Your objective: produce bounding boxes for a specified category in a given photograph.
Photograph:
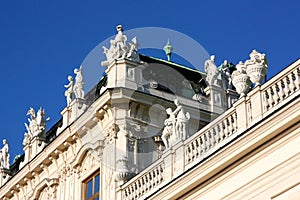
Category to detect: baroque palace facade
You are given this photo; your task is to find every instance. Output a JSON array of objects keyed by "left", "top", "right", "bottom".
[{"left": 0, "top": 25, "right": 300, "bottom": 200}]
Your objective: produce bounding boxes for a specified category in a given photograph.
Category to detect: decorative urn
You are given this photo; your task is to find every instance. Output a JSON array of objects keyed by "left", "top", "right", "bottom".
[
  {"left": 231, "top": 61, "right": 252, "bottom": 97},
  {"left": 115, "top": 156, "right": 132, "bottom": 185},
  {"left": 245, "top": 50, "right": 268, "bottom": 87}
]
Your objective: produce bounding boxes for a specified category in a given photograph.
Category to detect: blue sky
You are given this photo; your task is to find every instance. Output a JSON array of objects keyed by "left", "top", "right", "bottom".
[{"left": 0, "top": 0, "right": 299, "bottom": 162}]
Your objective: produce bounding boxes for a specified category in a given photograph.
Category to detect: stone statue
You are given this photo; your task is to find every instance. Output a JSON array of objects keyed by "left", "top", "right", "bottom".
[
  {"left": 173, "top": 99, "right": 190, "bottom": 141},
  {"left": 219, "top": 60, "right": 233, "bottom": 90},
  {"left": 102, "top": 25, "right": 140, "bottom": 66},
  {"left": 74, "top": 66, "right": 84, "bottom": 99},
  {"left": 23, "top": 107, "right": 49, "bottom": 144},
  {"left": 64, "top": 75, "right": 74, "bottom": 105},
  {"left": 204, "top": 55, "right": 220, "bottom": 87},
  {"left": 0, "top": 139, "right": 10, "bottom": 169},
  {"left": 162, "top": 99, "right": 190, "bottom": 149},
  {"left": 161, "top": 108, "right": 176, "bottom": 149}
]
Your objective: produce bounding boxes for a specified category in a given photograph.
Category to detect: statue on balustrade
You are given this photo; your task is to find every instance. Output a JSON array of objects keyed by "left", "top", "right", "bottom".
[
  {"left": 162, "top": 99, "right": 190, "bottom": 149},
  {"left": 23, "top": 107, "right": 49, "bottom": 145},
  {"left": 205, "top": 55, "right": 220, "bottom": 87},
  {"left": 64, "top": 75, "right": 74, "bottom": 106},
  {"left": 0, "top": 139, "right": 10, "bottom": 169},
  {"left": 102, "top": 25, "right": 140, "bottom": 66},
  {"left": 74, "top": 66, "right": 85, "bottom": 99}
]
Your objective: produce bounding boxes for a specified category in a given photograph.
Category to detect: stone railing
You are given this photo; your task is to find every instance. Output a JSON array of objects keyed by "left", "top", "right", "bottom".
[
  {"left": 121, "top": 162, "right": 164, "bottom": 200},
  {"left": 185, "top": 110, "right": 237, "bottom": 166},
  {"left": 117, "top": 59, "right": 300, "bottom": 199},
  {"left": 262, "top": 64, "right": 300, "bottom": 113}
]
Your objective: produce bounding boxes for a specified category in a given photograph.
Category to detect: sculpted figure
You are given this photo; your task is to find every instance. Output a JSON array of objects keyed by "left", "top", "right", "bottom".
[
  {"left": 162, "top": 108, "right": 176, "bottom": 149},
  {"left": 0, "top": 139, "right": 10, "bottom": 169},
  {"left": 173, "top": 99, "right": 190, "bottom": 141},
  {"left": 24, "top": 107, "right": 49, "bottom": 141},
  {"left": 74, "top": 66, "right": 84, "bottom": 99},
  {"left": 114, "top": 25, "right": 127, "bottom": 58},
  {"left": 64, "top": 75, "right": 74, "bottom": 105},
  {"left": 204, "top": 55, "right": 220, "bottom": 87},
  {"left": 220, "top": 60, "right": 233, "bottom": 90},
  {"left": 162, "top": 99, "right": 191, "bottom": 149},
  {"left": 102, "top": 25, "right": 140, "bottom": 66}
]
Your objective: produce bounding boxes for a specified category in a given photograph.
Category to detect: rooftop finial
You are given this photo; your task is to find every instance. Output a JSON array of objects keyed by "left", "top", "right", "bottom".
[{"left": 163, "top": 39, "right": 173, "bottom": 61}]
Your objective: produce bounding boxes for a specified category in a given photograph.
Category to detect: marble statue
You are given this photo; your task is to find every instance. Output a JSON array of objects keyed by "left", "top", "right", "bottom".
[
  {"left": 64, "top": 75, "right": 74, "bottom": 105},
  {"left": 74, "top": 66, "right": 84, "bottom": 99},
  {"left": 173, "top": 99, "right": 190, "bottom": 141},
  {"left": 204, "top": 55, "right": 220, "bottom": 87},
  {"left": 162, "top": 99, "right": 190, "bottom": 149},
  {"left": 23, "top": 107, "right": 49, "bottom": 145},
  {"left": 162, "top": 108, "right": 176, "bottom": 149},
  {"left": 102, "top": 25, "right": 140, "bottom": 66},
  {"left": 219, "top": 60, "right": 233, "bottom": 90},
  {"left": 0, "top": 139, "right": 10, "bottom": 169}
]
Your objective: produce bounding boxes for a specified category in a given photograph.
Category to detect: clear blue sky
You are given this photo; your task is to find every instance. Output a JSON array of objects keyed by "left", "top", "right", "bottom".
[{"left": 0, "top": 0, "right": 299, "bottom": 162}]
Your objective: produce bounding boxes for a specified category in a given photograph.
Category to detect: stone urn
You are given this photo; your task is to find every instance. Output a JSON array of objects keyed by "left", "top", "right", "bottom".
[
  {"left": 115, "top": 156, "right": 132, "bottom": 185},
  {"left": 231, "top": 62, "right": 252, "bottom": 97},
  {"left": 245, "top": 50, "right": 268, "bottom": 87}
]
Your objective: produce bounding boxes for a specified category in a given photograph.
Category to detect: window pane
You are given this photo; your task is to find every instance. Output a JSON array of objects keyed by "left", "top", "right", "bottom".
[
  {"left": 87, "top": 179, "right": 93, "bottom": 198},
  {"left": 94, "top": 174, "right": 100, "bottom": 193}
]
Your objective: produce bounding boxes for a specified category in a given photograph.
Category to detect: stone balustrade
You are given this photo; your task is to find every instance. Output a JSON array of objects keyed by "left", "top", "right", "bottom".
[
  {"left": 185, "top": 110, "right": 237, "bottom": 166},
  {"left": 121, "top": 162, "right": 164, "bottom": 200},
  {"left": 262, "top": 64, "right": 300, "bottom": 113},
  {"left": 118, "top": 59, "right": 300, "bottom": 199}
]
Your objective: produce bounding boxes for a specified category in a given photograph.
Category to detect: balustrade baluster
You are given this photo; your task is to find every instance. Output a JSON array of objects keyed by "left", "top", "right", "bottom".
[
  {"left": 267, "top": 87, "right": 274, "bottom": 108},
  {"left": 272, "top": 84, "right": 279, "bottom": 105},
  {"left": 294, "top": 68, "right": 300, "bottom": 90},
  {"left": 288, "top": 72, "right": 296, "bottom": 92},
  {"left": 283, "top": 77, "right": 290, "bottom": 96},
  {"left": 218, "top": 123, "right": 224, "bottom": 141},
  {"left": 213, "top": 126, "right": 220, "bottom": 143}
]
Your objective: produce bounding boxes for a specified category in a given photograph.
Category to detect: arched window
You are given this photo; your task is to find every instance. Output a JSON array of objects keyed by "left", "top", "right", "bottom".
[{"left": 83, "top": 170, "right": 100, "bottom": 200}]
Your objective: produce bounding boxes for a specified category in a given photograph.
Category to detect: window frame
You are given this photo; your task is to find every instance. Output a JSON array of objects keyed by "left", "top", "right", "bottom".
[{"left": 82, "top": 170, "right": 100, "bottom": 200}]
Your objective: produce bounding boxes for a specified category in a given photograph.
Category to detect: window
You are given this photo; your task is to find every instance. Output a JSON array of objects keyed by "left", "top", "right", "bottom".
[{"left": 83, "top": 171, "right": 100, "bottom": 200}]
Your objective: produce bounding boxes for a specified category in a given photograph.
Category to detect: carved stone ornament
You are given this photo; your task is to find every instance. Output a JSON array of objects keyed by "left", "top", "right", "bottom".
[
  {"left": 0, "top": 139, "right": 10, "bottom": 169},
  {"left": 104, "top": 123, "right": 120, "bottom": 144},
  {"left": 162, "top": 99, "right": 190, "bottom": 149},
  {"left": 204, "top": 55, "right": 220, "bottom": 87},
  {"left": 73, "top": 65, "right": 85, "bottom": 99},
  {"left": 23, "top": 107, "right": 49, "bottom": 145},
  {"left": 245, "top": 49, "right": 268, "bottom": 87},
  {"left": 231, "top": 61, "right": 252, "bottom": 97},
  {"left": 115, "top": 156, "right": 132, "bottom": 185},
  {"left": 101, "top": 25, "right": 140, "bottom": 66},
  {"left": 64, "top": 75, "right": 74, "bottom": 106}
]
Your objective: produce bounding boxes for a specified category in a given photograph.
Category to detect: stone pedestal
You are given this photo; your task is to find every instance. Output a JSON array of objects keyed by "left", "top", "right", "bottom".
[
  {"left": 205, "top": 85, "right": 227, "bottom": 114},
  {"left": 105, "top": 59, "right": 144, "bottom": 90},
  {"left": 57, "top": 98, "right": 87, "bottom": 135},
  {"left": 0, "top": 168, "right": 10, "bottom": 187},
  {"left": 234, "top": 96, "right": 248, "bottom": 133},
  {"left": 20, "top": 136, "right": 45, "bottom": 168},
  {"left": 226, "top": 89, "right": 239, "bottom": 108}
]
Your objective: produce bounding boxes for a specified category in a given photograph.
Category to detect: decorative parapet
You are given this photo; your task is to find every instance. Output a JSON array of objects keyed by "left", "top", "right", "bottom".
[
  {"left": 121, "top": 161, "right": 164, "bottom": 200},
  {"left": 185, "top": 109, "right": 237, "bottom": 166},
  {"left": 262, "top": 62, "right": 300, "bottom": 113},
  {"left": 117, "top": 59, "right": 300, "bottom": 199}
]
